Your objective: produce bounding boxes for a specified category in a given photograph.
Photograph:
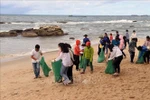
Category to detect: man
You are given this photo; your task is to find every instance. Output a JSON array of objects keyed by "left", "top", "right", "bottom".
[
  {"left": 125, "top": 29, "right": 130, "bottom": 45},
  {"left": 115, "top": 31, "right": 120, "bottom": 40},
  {"left": 81, "top": 42, "right": 94, "bottom": 74},
  {"left": 31, "top": 44, "right": 42, "bottom": 79},
  {"left": 83, "top": 34, "right": 90, "bottom": 44},
  {"left": 129, "top": 38, "right": 137, "bottom": 63}
]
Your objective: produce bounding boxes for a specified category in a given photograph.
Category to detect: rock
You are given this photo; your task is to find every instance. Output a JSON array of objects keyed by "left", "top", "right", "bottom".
[
  {"left": 36, "top": 25, "right": 64, "bottom": 36},
  {"left": 111, "top": 30, "right": 118, "bottom": 31},
  {"left": 0, "top": 25, "right": 64, "bottom": 37},
  {"left": 130, "top": 25, "right": 134, "bottom": 28},
  {"left": 0, "top": 22, "right": 5, "bottom": 24},
  {"left": 22, "top": 31, "right": 38, "bottom": 37},
  {"left": 0, "top": 32, "right": 17, "bottom": 37},
  {"left": 9, "top": 30, "right": 23, "bottom": 34},
  {"left": 133, "top": 20, "right": 137, "bottom": 22},
  {"left": 24, "top": 28, "right": 34, "bottom": 32},
  {"left": 69, "top": 37, "right": 75, "bottom": 40},
  {"left": 57, "top": 21, "right": 67, "bottom": 24},
  {"left": 64, "top": 32, "right": 69, "bottom": 35}
]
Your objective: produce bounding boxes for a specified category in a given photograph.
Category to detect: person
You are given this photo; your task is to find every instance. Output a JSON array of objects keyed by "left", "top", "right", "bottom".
[
  {"left": 83, "top": 34, "right": 90, "bottom": 44},
  {"left": 98, "top": 37, "right": 105, "bottom": 55},
  {"left": 108, "top": 44, "right": 123, "bottom": 76},
  {"left": 137, "top": 46, "right": 149, "bottom": 64},
  {"left": 65, "top": 43, "right": 74, "bottom": 84},
  {"left": 115, "top": 31, "right": 120, "bottom": 40},
  {"left": 55, "top": 43, "right": 73, "bottom": 85},
  {"left": 81, "top": 42, "right": 94, "bottom": 74},
  {"left": 125, "top": 30, "right": 130, "bottom": 45},
  {"left": 103, "top": 33, "right": 110, "bottom": 54},
  {"left": 123, "top": 36, "right": 127, "bottom": 49},
  {"left": 119, "top": 35, "right": 126, "bottom": 58},
  {"left": 131, "top": 30, "right": 137, "bottom": 42},
  {"left": 74, "top": 40, "right": 81, "bottom": 71},
  {"left": 109, "top": 33, "right": 113, "bottom": 42},
  {"left": 143, "top": 36, "right": 150, "bottom": 64},
  {"left": 129, "top": 38, "right": 137, "bottom": 63},
  {"left": 143, "top": 36, "right": 150, "bottom": 47},
  {"left": 31, "top": 44, "right": 42, "bottom": 79}
]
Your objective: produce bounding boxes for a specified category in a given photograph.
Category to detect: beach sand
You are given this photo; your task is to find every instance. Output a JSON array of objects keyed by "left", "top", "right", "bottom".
[{"left": 0, "top": 39, "right": 150, "bottom": 100}]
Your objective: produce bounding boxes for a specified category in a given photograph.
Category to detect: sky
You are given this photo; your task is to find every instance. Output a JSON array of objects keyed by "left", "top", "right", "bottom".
[{"left": 0, "top": 0, "right": 150, "bottom": 15}]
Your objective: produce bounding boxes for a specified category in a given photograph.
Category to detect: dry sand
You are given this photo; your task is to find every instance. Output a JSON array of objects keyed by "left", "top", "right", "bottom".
[{"left": 0, "top": 39, "right": 150, "bottom": 100}]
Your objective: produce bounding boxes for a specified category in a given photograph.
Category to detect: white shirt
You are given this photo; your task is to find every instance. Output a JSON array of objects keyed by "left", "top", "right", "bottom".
[
  {"left": 55, "top": 52, "right": 73, "bottom": 67},
  {"left": 108, "top": 46, "right": 123, "bottom": 60},
  {"left": 131, "top": 33, "right": 137, "bottom": 38},
  {"left": 31, "top": 49, "right": 42, "bottom": 63}
]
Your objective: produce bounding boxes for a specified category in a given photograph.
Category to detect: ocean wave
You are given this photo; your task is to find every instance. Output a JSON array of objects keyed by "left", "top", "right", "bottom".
[
  {"left": 66, "top": 20, "right": 134, "bottom": 25},
  {"left": 0, "top": 21, "right": 35, "bottom": 25}
]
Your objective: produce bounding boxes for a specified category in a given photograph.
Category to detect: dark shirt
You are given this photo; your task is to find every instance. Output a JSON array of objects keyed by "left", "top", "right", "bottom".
[{"left": 83, "top": 38, "right": 90, "bottom": 44}]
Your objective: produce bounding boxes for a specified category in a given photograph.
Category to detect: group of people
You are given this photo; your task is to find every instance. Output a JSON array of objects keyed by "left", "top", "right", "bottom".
[
  {"left": 98, "top": 30, "right": 150, "bottom": 75},
  {"left": 30, "top": 30, "right": 150, "bottom": 85}
]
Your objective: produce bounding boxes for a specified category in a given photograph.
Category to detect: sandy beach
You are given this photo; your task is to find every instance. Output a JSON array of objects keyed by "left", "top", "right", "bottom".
[{"left": 0, "top": 39, "right": 150, "bottom": 100}]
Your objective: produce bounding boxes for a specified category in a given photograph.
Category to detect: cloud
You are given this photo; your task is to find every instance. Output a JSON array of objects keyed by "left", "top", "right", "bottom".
[{"left": 0, "top": 0, "right": 150, "bottom": 15}]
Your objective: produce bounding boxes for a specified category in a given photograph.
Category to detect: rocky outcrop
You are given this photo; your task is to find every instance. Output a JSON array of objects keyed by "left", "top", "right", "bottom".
[
  {"left": 0, "top": 32, "right": 17, "bottom": 37},
  {"left": 36, "top": 25, "right": 64, "bottom": 36},
  {"left": 22, "top": 30, "right": 38, "bottom": 37},
  {"left": 0, "top": 25, "right": 65, "bottom": 37}
]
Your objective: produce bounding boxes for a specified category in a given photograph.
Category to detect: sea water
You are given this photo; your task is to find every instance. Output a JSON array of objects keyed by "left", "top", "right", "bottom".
[{"left": 0, "top": 15, "right": 150, "bottom": 57}]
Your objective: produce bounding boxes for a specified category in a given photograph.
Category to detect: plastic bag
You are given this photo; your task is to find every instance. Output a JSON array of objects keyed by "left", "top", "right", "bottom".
[
  {"left": 136, "top": 51, "right": 145, "bottom": 64},
  {"left": 51, "top": 60, "right": 62, "bottom": 82},
  {"left": 40, "top": 57, "right": 51, "bottom": 77},
  {"left": 105, "top": 60, "right": 115, "bottom": 74},
  {"left": 97, "top": 48, "right": 105, "bottom": 63},
  {"left": 79, "top": 55, "right": 85, "bottom": 69}
]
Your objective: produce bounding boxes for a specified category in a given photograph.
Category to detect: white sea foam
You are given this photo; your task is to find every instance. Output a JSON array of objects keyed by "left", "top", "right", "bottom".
[{"left": 66, "top": 20, "right": 134, "bottom": 25}]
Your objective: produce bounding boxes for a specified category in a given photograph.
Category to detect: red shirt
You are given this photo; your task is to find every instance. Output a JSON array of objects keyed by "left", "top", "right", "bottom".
[{"left": 74, "top": 45, "right": 80, "bottom": 56}]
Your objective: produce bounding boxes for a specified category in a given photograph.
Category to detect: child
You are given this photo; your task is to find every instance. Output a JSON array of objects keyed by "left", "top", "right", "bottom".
[
  {"left": 81, "top": 42, "right": 94, "bottom": 74},
  {"left": 108, "top": 44, "right": 123, "bottom": 76},
  {"left": 129, "top": 38, "right": 137, "bottom": 63},
  {"left": 74, "top": 40, "right": 81, "bottom": 71},
  {"left": 55, "top": 43, "right": 73, "bottom": 85},
  {"left": 109, "top": 33, "right": 113, "bottom": 42},
  {"left": 31, "top": 44, "right": 42, "bottom": 79}
]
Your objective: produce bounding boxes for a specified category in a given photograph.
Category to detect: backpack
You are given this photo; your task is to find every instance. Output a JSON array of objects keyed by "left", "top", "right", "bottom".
[{"left": 69, "top": 49, "right": 76, "bottom": 65}]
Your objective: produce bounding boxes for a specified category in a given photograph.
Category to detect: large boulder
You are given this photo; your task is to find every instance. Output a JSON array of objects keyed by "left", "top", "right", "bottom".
[
  {"left": 0, "top": 25, "right": 64, "bottom": 37},
  {"left": 0, "top": 32, "right": 17, "bottom": 37},
  {"left": 37, "top": 25, "right": 64, "bottom": 36},
  {"left": 22, "top": 29, "right": 38, "bottom": 37}
]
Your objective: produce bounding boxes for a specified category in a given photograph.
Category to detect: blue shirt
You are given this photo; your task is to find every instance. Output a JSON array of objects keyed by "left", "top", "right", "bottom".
[{"left": 83, "top": 38, "right": 90, "bottom": 44}]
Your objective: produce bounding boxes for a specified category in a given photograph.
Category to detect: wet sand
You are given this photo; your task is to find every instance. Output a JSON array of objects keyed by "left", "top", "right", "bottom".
[{"left": 1, "top": 39, "right": 150, "bottom": 100}]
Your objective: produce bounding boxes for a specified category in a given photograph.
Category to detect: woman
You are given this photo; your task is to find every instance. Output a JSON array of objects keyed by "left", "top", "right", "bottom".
[
  {"left": 65, "top": 43, "right": 74, "bottom": 84},
  {"left": 55, "top": 43, "right": 73, "bottom": 85},
  {"left": 108, "top": 43, "right": 123, "bottom": 76},
  {"left": 119, "top": 35, "right": 126, "bottom": 58}
]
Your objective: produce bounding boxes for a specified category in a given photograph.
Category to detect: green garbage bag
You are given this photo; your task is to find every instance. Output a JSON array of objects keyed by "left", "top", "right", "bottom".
[
  {"left": 79, "top": 55, "right": 85, "bottom": 69},
  {"left": 51, "top": 60, "right": 62, "bottom": 82},
  {"left": 97, "top": 48, "right": 105, "bottom": 63},
  {"left": 40, "top": 57, "right": 51, "bottom": 77},
  {"left": 105, "top": 60, "right": 115, "bottom": 74},
  {"left": 136, "top": 51, "right": 145, "bottom": 64}
]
